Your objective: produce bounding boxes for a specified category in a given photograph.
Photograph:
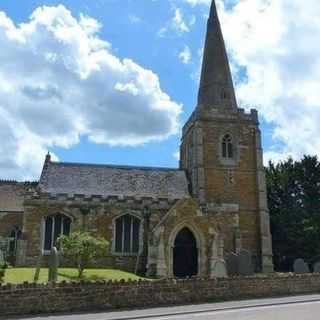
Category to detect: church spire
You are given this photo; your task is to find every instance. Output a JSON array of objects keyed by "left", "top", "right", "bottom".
[{"left": 197, "top": 0, "right": 237, "bottom": 111}]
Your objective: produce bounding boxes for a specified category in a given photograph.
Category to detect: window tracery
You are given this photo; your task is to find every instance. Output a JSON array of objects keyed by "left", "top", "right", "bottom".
[
  {"left": 43, "top": 214, "right": 71, "bottom": 251},
  {"left": 115, "top": 214, "right": 141, "bottom": 254},
  {"left": 222, "top": 134, "right": 233, "bottom": 159}
]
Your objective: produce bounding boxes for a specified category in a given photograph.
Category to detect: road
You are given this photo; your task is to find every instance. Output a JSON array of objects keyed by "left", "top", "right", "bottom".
[{"left": 8, "top": 295, "right": 320, "bottom": 320}]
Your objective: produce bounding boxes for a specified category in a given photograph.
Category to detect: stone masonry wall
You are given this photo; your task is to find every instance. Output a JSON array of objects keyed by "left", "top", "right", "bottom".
[
  {"left": 22, "top": 194, "right": 173, "bottom": 271},
  {"left": 1, "top": 274, "right": 320, "bottom": 316},
  {"left": 0, "top": 181, "right": 25, "bottom": 238},
  {"left": 0, "top": 213, "right": 23, "bottom": 238},
  {"left": 180, "top": 108, "right": 271, "bottom": 272}
]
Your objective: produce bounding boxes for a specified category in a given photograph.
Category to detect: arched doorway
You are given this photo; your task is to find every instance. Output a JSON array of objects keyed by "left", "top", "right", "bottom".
[{"left": 173, "top": 227, "right": 198, "bottom": 278}]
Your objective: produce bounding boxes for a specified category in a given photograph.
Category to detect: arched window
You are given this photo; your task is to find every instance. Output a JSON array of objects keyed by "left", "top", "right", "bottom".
[
  {"left": 43, "top": 214, "right": 71, "bottom": 251},
  {"left": 115, "top": 214, "right": 141, "bottom": 254},
  {"left": 222, "top": 134, "right": 233, "bottom": 159}
]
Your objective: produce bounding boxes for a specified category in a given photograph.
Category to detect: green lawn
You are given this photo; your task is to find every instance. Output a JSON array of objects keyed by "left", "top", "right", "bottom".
[{"left": 3, "top": 267, "right": 145, "bottom": 284}]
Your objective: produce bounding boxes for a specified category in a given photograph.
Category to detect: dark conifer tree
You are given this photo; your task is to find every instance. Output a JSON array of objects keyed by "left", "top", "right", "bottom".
[{"left": 266, "top": 156, "right": 320, "bottom": 271}]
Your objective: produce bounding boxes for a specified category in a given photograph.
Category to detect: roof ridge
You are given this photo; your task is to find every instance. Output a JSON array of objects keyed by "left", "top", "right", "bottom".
[
  {"left": 0, "top": 179, "right": 19, "bottom": 184},
  {"left": 50, "top": 161, "right": 182, "bottom": 172},
  {"left": 0, "top": 180, "right": 38, "bottom": 185}
]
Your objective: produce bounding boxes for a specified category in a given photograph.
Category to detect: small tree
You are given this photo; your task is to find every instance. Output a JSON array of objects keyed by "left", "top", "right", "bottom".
[
  {"left": 0, "top": 249, "right": 7, "bottom": 283},
  {"left": 58, "top": 231, "right": 109, "bottom": 278},
  {"left": 0, "top": 239, "right": 9, "bottom": 283},
  {"left": 0, "top": 265, "right": 7, "bottom": 283}
]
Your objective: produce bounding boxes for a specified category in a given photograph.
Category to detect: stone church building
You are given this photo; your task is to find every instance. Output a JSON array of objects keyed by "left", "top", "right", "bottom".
[{"left": 0, "top": 1, "right": 273, "bottom": 277}]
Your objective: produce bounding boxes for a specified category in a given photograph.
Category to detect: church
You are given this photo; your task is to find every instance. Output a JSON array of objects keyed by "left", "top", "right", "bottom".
[{"left": 0, "top": 0, "right": 273, "bottom": 277}]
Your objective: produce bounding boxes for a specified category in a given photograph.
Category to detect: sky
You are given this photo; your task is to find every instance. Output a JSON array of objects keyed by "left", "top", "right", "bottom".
[{"left": 0, "top": 0, "right": 320, "bottom": 181}]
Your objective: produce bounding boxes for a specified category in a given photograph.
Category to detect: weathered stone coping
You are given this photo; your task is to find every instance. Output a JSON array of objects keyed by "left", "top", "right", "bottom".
[
  {"left": 1, "top": 274, "right": 320, "bottom": 317},
  {"left": 24, "top": 192, "right": 182, "bottom": 208},
  {"left": 0, "top": 272, "right": 317, "bottom": 289}
]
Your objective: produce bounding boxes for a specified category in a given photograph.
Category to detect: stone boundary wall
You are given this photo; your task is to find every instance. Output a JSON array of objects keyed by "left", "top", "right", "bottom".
[{"left": 1, "top": 274, "right": 320, "bottom": 317}]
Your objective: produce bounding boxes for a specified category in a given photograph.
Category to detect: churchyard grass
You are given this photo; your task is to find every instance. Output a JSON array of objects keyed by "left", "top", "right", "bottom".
[{"left": 4, "top": 267, "right": 145, "bottom": 284}]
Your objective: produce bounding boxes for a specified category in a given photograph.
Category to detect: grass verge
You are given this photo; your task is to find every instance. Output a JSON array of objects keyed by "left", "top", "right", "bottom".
[{"left": 4, "top": 267, "right": 145, "bottom": 284}]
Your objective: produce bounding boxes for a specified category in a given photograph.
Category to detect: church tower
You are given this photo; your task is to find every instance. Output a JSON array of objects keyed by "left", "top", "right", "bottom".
[{"left": 180, "top": 0, "right": 273, "bottom": 272}]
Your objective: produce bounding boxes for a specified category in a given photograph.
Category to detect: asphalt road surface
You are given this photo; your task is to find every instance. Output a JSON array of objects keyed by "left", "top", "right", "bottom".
[{"left": 8, "top": 295, "right": 320, "bottom": 320}]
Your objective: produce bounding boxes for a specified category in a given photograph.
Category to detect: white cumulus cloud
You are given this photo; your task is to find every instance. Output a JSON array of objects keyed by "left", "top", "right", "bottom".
[
  {"left": 181, "top": 0, "right": 211, "bottom": 6},
  {"left": 218, "top": 0, "right": 320, "bottom": 162},
  {"left": 181, "top": 0, "right": 320, "bottom": 162},
  {"left": 179, "top": 45, "right": 192, "bottom": 64},
  {"left": 159, "top": 7, "right": 195, "bottom": 37},
  {"left": 173, "top": 8, "right": 190, "bottom": 33},
  {"left": 0, "top": 6, "right": 182, "bottom": 180}
]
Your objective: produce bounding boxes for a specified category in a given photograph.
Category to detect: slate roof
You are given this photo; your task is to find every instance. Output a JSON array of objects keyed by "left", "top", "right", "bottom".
[
  {"left": 39, "top": 161, "right": 190, "bottom": 199},
  {"left": 0, "top": 182, "right": 25, "bottom": 212}
]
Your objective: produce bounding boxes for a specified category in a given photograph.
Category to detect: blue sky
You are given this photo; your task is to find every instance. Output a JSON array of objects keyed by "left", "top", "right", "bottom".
[{"left": 0, "top": 0, "right": 319, "bottom": 180}]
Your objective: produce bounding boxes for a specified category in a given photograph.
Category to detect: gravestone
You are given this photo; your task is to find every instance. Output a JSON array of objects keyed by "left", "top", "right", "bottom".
[
  {"left": 211, "top": 259, "right": 228, "bottom": 278},
  {"left": 225, "top": 252, "right": 239, "bottom": 276},
  {"left": 293, "top": 258, "right": 310, "bottom": 274},
  {"left": 238, "top": 250, "right": 254, "bottom": 276},
  {"left": 34, "top": 253, "right": 43, "bottom": 282},
  {"left": 0, "top": 249, "right": 4, "bottom": 266},
  {"left": 0, "top": 238, "right": 8, "bottom": 260},
  {"left": 313, "top": 262, "right": 320, "bottom": 273},
  {"left": 48, "top": 247, "right": 59, "bottom": 282}
]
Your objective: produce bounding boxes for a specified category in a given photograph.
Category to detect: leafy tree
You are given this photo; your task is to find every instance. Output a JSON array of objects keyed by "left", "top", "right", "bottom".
[
  {"left": 58, "top": 231, "right": 109, "bottom": 278},
  {"left": 0, "top": 252, "right": 7, "bottom": 283},
  {"left": 266, "top": 156, "right": 320, "bottom": 271},
  {"left": 0, "top": 263, "right": 7, "bottom": 283},
  {"left": 0, "top": 239, "right": 9, "bottom": 283}
]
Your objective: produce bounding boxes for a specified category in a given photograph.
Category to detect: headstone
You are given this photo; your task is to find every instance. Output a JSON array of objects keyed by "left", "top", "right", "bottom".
[
  {"left": 225, "top": 252, "right": 239, "bottom": 276},
  {"left": 211, "top": 259, "right": 228, "bottom": 278},
  {"left": 0, "top": 249, "right": 5, "bottom": 283},
  {"left": 34, "top": 253, "right": 43, "bottom": 282},
  {"left": 238, "top": 250, "right": 254, "bottom": 276},
  {"left": 48, "top": 247, "right": 59, "bottom": 282},
  {"left": 0, "top": 238, "right": 8, "bottom": 261},
  {"left": 0, "top": 249, "right": 4, "bottom": 267},
  {"left": 313, "top": 262, "right": 320, "bottom": 273},
  {"left": 15, "top": 239, "right": 27, "bottom": 266},
  {"left": 293, "top": 258, "right": 310, "bottom": 274}
]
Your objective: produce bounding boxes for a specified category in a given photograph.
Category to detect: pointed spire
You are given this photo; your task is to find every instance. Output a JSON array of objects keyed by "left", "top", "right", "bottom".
[
  {"left": 45, "top": 151, "right": 51, "bottom": 163},
  {"left": 197, "top": 0, "right": 237, "bottom": 111}
]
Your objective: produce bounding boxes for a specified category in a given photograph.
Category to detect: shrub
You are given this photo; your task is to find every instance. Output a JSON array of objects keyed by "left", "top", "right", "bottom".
[
  {"left": 0, "top": 264, "right": 7, "bottom": 283},
  {"left": 58, "top": 231, "right": 109, "bottom": 278}
]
